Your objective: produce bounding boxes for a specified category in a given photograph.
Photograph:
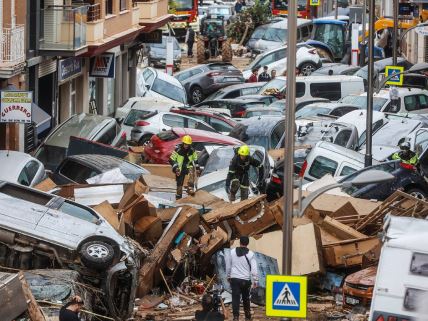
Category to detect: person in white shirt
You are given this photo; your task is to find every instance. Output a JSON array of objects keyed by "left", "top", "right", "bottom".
[{"left": 226, "top": 236, "right": 258, "bottom": 321}]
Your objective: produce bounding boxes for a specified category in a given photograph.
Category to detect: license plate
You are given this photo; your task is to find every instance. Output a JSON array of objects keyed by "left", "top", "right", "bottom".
[{"left": 345, "top": 296, "right": 360, "bottom": 305}]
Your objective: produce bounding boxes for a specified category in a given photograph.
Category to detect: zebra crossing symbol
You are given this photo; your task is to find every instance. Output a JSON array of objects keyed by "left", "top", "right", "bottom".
[{"left": 274, "top": 283, "right": 299, "bottom": 307}]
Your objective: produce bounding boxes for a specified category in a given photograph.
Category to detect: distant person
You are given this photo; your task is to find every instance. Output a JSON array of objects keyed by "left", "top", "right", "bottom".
[
  {"left": 258, "top": 65, "right": 271, "bottom": 82},
  {"left": 391, "top": 142, "right": 419, "bottom": 165},
  {"left": 185, "top": 24, "right": 195, "bottom": 58},
  {"left": 271, "top": 69, "right": 277, "bottom": 79},
  {"left": 59, "top": 296, "right": 84, "bottom": 321},
  {"left": 248, "top": 68, "right": 258, "bottom": 83},
  {"left": 235, "top": 0, "right": 243, "bottom": 13}
]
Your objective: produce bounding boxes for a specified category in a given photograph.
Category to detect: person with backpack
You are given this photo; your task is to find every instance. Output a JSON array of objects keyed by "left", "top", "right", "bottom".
[{"left": 226, "top": 236, "right": 258, "bottom": 321}]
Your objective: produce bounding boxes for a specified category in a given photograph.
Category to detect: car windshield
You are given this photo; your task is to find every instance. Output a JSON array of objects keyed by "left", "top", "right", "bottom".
[
  {"left": 124, "top": 109, "right": 151, "bottom": 126},
  {"left": 34, "top": 145, "right": 67, "bottom": 171},
  {"left": 313, "top": 23, "right": 344, "bottom": 58},
  {"left": 258, "top": 78, "right": 286, "bottom": 94},
  {"left": 296, "top": 106, "right": 331, "bottom": 118},
  {"left": 208, "top": 7, "right": 230, "bottom": 14},
  {"left": 152, "top": 78, "right": 187, "bottom": 104},
  {"left": 250, "top": 26, "right": 268, "bottom": 40},
  {"left": 174, "top": 0, "right": 194, "bottom": 10},
  {"left": 149, "top": 37, "right": 180, "bottom": 50},
  {"left": 339, "top": 95, "right": 387, "bottom": 111},
  {"left": 262, "top": 28, "right": 287, "bottom": 43}
]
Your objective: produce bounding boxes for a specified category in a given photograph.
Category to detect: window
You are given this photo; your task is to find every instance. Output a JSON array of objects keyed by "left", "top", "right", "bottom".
[
  {"left": 175, "top": 71, "right": 191, "bottom": 82},
  {"left": 224, "top": 90, "right": 240, "bottom": 99},
  {"left": 300, "top": 26, "right": 310, "bottom": 39},
  {"left": 210, "top": 118, "right": 233, "bottom": 132},
  {"left": 262, "top": 28, "right": 287, "bottom": 43},
  {"left": 17, "top": 161, "right": 40, "bottom": 186},
  {"left": 270, "top": 122, "right": 285, "bottom": 149},
  {"left": 404, "top": 95, "right": 418, "bottom": 111},
  {"left": 333, "top": 129, "right": 353, "bottom": 147},
  {"left": 330, "top": 106, "right": 357, "bottom": 117},
  {"left": 296, "top": 82, "right": 306, "bottom": 98},
  {"left": 415, "top": 130, "right": 428, "bottom": 155},
  {"left": 163, "top": 114, "right": 185, "bottom": 127},
  {"left": 98, "top": 125, "right": 117, "bottom": 145},
  {"left": 419, "top": 95, "right": 428, "bottom": 110},
  {"left": 186, "top": 118, "right": 215, "bottom": 132},
  {"left": 106, "top": 0, "right": 113, "bottom": 15},
  {"left": 241, "top": 87, "right": 259, "bottom": 96},
  {"left": 308, "top": 156, "right": 338, "bottom": 179},
  {"left": 276, "top": 48, "right": 287, "bottom": 60},
  {"left": 143, "top": 69, "right": 155, "bottom": 86},
  {"left": 310, "top": 82, "right": 341, "bottom": 101},
  {"left": 151, "top": 79, "right": 187, "bottom": 104},
  {"left": 340, "top": 166, "right": 357, "bottom": 176},
  {"left": 120, "top": 0, "right": 127, "bottom": 11},
  {"left": 59, "top": 160, "right": 100, "bottom": 184},
  {"left": 403, "top": 288, "right": 427, "bottom": 311},
  {"left": 410, "top": 253, "right": 428, "bottom": 277}
]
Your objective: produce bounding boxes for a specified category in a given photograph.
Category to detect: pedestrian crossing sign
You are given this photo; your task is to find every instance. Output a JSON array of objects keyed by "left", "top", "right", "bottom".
[
  {"left": 385, "top": 65, "right": 404, "bottom": 86},
  {"left": 310, "top": 0, "right": 320, "bottom": 6},
  {"left": 266, "top": 275, "right": 307, "bottom": 318}
]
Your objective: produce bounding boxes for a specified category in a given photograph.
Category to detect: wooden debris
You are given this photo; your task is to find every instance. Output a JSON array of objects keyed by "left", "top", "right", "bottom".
[{"left": 19, "top": 272, "right": 47, "bottom": 321}]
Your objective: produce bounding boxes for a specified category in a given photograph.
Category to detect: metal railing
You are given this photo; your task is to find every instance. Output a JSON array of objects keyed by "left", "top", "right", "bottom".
[
  {"left": 87, "top": 3, "right": 101, "bottom": 22},
  {"left": 40, "top": 5, "right": 88, "bottom": 51},
  {"left": 0, "top": 24, "right": 25, "bottom": 64}
]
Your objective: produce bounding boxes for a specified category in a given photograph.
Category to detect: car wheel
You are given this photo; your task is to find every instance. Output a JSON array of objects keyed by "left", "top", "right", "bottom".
[
  {"left": 190, "top": 86, "right": 204, "bottom": 105},
  {"left": 299, "top": 62, "right": 317, "bottom": 76},
  {"left": 80, "top": 240, "right": 115, "bottom": 270},
  {"left": 406, "top": 188, "right": 427, "bottom": 200},
  {"left": 139, "top": 134, "right": 153, "bottom": 146}
]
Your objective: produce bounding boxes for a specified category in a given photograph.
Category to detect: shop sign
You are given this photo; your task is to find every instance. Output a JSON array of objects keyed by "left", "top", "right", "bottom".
[
  {"left": 0, "top": 91, "right": 33, "bottom": 124},
  {"left": 89, "top": 53, "right": 116, "bottom": 78},
  {"left": 58, "top": 57, "right": 82, "bottom": 82}
]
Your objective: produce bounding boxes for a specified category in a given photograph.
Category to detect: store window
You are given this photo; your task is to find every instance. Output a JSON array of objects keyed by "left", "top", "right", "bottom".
[{"left": 120, "top": 0, "right": 127, "bottom": 11}]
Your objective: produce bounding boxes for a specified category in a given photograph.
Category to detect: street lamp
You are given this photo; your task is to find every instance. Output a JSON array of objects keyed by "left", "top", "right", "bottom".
[{"left": 297, "top": 170, "right": 395, "bottom": 217}]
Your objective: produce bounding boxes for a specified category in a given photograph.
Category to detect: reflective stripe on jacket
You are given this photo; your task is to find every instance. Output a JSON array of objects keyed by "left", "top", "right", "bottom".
[
  {"left": 169, "top": 144, "right": 198, "bottom": 171},
  {"left": 391, "top": 152, "right": 419, "bottom": 166}
]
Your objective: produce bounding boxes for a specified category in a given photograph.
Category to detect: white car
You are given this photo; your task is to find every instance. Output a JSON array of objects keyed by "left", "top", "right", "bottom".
[
  {"left": 137, "top": 67, "right": 188, "bottom": 104},
  {"left": 242, "top": 44, "right": 322, "bottom": 79},
  {"left": 0, "top": 151, "right": 45, "bottom": 187},
  {"left": 339, "top": 88, "right": 428, "bottom": 114},
  {"left": 130, "top": 111, "right": 217, "bottom": 145}
]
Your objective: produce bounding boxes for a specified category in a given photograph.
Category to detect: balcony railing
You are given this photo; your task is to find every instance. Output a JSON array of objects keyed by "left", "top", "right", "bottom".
[
  {"left": 87, "top": 3, "right": 101, "bottom": 22},
  {"left": 0, "top": 25, "right": 25, "bottom": 65},
  {"left": 40, "top": 5, "right": 88, "bottom": 52}
]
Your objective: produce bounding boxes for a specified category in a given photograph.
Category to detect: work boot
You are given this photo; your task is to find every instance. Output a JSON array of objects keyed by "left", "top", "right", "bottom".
[{"left": 229, "top": 193, "right": 236, "bottom": 202}]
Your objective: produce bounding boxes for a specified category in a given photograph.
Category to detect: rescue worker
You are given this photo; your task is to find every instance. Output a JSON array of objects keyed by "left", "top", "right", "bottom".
[
  {"left": 170, "top": 135, "right": 199, "bottom": 199},
  {"left": 391, "top": 142, "right": 419, "bottom": 165},
  {"left": 225, "top": 145, "right": 264, "bottom": 202}
]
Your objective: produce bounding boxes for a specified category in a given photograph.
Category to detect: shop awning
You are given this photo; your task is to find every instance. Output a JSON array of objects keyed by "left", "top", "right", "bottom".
[{"left": 32, "top": 103, "right": 51, "bottom": 135}]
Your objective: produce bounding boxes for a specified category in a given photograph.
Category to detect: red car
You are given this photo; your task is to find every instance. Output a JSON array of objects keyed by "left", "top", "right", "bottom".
[
  {"left": 143, "top": 127, "right": 243, "bottom": 164},
  {"left": 170, "top": 108, "right": 238, "bottom": 134}
]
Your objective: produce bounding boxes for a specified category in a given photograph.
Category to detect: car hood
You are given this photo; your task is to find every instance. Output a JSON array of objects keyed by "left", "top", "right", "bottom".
[
  {"left": 345, "top": 266, "right": 377, "bottom": 287},
  {"left": 360, "top": 145, "right": 399, "bottom": 162}
]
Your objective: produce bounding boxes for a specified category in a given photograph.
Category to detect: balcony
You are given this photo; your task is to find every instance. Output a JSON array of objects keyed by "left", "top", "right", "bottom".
[
  {"left": 39, "top": 5, "right": 89, "bottom": 56},
  {"left": 0, "top": 24, "right": 25, "bottom": 77},
  {"left": 133, "top": 0, "right": 172, "bottom": 32}
]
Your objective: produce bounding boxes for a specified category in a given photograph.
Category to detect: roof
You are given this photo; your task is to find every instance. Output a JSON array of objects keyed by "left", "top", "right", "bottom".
[
  {"left": 151, "top": 67, "right": 183, "bottom": 87},
  {"left": 172, "top": 127, "right": 243, "bottom": 144},
  {"left": 313, "top": 19, "right": 347, "bottom": 25},
  {"left": 303, "top": 102, "right": 359, "bottom": 110},
  {"left": 315, "top": 141, "right": 367, "bottom": 163},
  {"left": 236, "top": 116, "right": 284, "bottom": 136},
  {"left": 360, "top": 88, "right": 428, "bottom": 98},
  {"left": 0, "top": 151, "right": 37, "bottom": 182},
  {"left": 335, "top": 110, "right": 386, "bottom": 132}
]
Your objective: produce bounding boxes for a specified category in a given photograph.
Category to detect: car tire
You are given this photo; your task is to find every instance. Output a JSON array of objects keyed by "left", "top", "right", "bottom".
[
  {"left": 139, "top": 134, "right": 153, "bottom": 146},
  {"left": 190, "top": 86, "right": 204, "bottom": 105},
  {"left": 299, "top": 62, "right": 317, "bottom": 76},
  {"left": 80, "top": 240, "right": 115, "bottom": 270},
  {"left": 221, "top": 40, "right": 233, "bottom": 62},
  {"left": 406, "top": 188, "right": 427, "bottom": 200},
  {"left": 197, "top": 38, "right": 206, "bottom": 64}
]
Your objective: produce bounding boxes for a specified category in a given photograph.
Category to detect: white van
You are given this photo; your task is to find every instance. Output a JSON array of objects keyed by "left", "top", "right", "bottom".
[
  {"left": 257, "top": 75, "right": 365, "bottom": 102},
  {"left": 301, "top": 141, "right": 379, "bottom": 182},
  {"left": 369, "top": 216, "right": 428, "bottom": 321}
]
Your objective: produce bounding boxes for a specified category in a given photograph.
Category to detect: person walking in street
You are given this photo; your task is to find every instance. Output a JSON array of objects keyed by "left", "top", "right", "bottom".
[
  {"left": 258, "top": 65, "right": 271, "bottom": 82},
  {"left": 270, "top": 69, "right": 277, "bottom": 79},
  {"left": 247, "top": 68, "right": 258, "bottom": 83},
  {"left": 185, "top": 24, "right": 195, "bottom": 58},
  {"left": 235, "top": 0, "right": 243, "bottom": 13},
  {"left": 170, "top": 135, "right": 199, "bottom": 199},
  {"left": 59, "top": 296, "right": 84, "bottom": 321},
  {"left": 226, "top": 236, "right": 258, "bottom": 321},
  {"left": 225, "top": 145, "right": 264, "bottom": 202},
  {"left": 391, "top": 142, "right": 419, "bottom": 165}
]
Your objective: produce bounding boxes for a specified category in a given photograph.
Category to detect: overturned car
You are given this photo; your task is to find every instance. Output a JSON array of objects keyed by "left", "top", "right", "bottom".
[{"left": 0, "top": 181, "right": 141, "bottom": 319}]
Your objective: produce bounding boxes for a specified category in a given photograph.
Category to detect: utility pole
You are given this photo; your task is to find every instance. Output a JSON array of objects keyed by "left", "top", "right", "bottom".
[
  {"left": 360, "top": 0, "right": 366, "bottom": 66},
  {"left": 365, "top": 0, "right": 375, "bottom": 168},
  {"left": 392, "top": 0, "right": 398, "bottom": 65},
  {"left": 283, "top": 0, "right": 296, "bottom": 283},
  {"left": 335, "top": 0, "right": 339, "bottom": 19}
]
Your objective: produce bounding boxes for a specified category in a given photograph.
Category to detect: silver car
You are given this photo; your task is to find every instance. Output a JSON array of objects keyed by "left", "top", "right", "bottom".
[
  {"left": 0, "top": 150, "right": 45, "bottom": 187},
  {"left": 0, "top": 181, "right": 140, "bottom": 319}
]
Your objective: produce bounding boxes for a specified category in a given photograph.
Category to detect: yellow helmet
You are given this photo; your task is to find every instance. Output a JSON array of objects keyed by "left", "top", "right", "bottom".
[
  {"left": 238, "top": 145, "right": 250, "bottom": 156},
  {"left": 182, "top": 135, "right": 192, "bottom": 145}
]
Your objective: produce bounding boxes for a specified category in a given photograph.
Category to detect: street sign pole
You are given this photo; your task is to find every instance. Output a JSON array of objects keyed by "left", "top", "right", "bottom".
[
  {"left": 283, "top": 0, "right": 296, "bottom": 299},
  {"left": 365, "top": 0, "right": 375, "bottom": 168},
  {"left": 393, "top": 0, "right": 398, "bottom": 65}
]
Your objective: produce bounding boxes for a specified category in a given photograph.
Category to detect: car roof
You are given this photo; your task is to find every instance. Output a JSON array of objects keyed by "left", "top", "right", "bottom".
[
  {"left": 150, "top": 67, "right": 183, "bottom": 87},
  {"left": 361, "top": 88, "right": 427, "bottom": 98},
  {"left": 314, "top": 141, "right": 367, "bottom": 163},
  {"left": 335, "top": 110, "right": 386, "bottom": 131},
  {"left": 237, "top": 116, "right": 284, "bottom": 136},
  {"left": 303, "top": 102, "right": 360, "bottom": 109},
  {"left": 172, "top": 127, "right": 242, "bottom": 143},
  {"left": 65, "top": 154, "right": 141, "bottom": 172},
  {"left": 0, "top": 151, "right": 38, "bottom": 182},
  {"left": 175, "top": 62, "right": 234, "bottom": 74},
  {"left": 216, "top": 82, "right": 264, "bottom": 92}
]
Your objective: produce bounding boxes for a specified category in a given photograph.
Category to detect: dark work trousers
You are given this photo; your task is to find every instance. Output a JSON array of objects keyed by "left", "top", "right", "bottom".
[
  {"left": 187, "top": 40, "right": 194, "bottom": 57},
  {"left": 175, "top": 167, "right": 189, "bottom": 199},
  {"left": 231, "top": 278, "right": 251, "bottom": 319}
]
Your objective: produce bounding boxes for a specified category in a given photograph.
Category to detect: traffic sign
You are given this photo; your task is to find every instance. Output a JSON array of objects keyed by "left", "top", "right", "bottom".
[
  {"left": 266, "top": 275, "right": 307, "bottom": 318},
  {"left": 310, "top": 0, "right": 320, "bottom": 5},
  {"left": 385, "top": 66, "right": 404, "bottom": 86}
]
